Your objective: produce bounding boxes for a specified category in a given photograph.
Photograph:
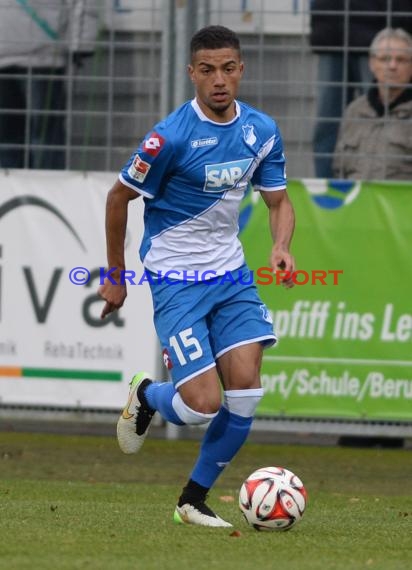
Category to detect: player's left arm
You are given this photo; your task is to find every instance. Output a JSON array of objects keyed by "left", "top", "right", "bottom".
[{"left": 260, "top": 189, "right": 295, "bottom": 289}]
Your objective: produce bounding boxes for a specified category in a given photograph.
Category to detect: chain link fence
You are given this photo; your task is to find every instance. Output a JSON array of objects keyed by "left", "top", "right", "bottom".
[{"left": 0, "top": 1, "right": 410, "bottom": 178}]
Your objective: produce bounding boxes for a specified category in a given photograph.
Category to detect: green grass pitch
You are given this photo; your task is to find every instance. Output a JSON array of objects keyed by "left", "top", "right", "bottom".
[{"left": 0, "top": 431, "right": 411, "bottom": 570}]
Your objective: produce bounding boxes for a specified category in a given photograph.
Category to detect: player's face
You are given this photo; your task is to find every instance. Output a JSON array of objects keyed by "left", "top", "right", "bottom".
[{"left": 188, "top": 47, "right": 244, "bottom": 122}]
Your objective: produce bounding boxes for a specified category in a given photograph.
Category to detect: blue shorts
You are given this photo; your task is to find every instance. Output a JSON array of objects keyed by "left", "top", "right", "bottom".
[{"left": 148, "top": 264, "right": 276, "bottom": 388}]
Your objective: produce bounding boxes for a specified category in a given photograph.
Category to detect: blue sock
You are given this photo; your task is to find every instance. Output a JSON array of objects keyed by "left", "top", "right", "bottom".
[
  {"left": 190, "top": 406, "right": 252, "bottom": 488},
  {"left": 144, "top": 382, "right": 185, "bottom": 425}
]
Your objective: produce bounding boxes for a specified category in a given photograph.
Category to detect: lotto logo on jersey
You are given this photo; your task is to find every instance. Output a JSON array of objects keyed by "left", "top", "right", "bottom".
[
  {"left": 143, "top": 132, "right": 165, "bottom": 156},
  {"left": 128, "top": 154, "right": 151, "bottom": 183},
  {"left": 204, "top": 158, "right": 253, "bottom": 192}
]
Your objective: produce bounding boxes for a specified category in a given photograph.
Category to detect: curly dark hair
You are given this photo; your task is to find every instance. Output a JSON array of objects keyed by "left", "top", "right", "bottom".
[{"left": 190, "top": 25, "right": 241, "bottom": 58}]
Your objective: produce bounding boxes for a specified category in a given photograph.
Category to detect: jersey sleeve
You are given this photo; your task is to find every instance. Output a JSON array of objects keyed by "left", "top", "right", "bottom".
[
  {"left": 119, "top": 126, "right": 175, "bottom": 198},
  {"left": 251, "top": 127, "right": 287, "bottom": 192}
]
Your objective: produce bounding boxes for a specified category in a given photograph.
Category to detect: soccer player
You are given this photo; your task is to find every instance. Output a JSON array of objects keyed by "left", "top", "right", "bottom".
[{"left": 98, "top": 25, "right": 295, "bottom": 528}]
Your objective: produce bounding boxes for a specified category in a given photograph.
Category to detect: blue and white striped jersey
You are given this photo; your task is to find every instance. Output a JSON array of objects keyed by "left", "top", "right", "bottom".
[{"left": 119, "top": 98, "right": 286, "bottom": 277}]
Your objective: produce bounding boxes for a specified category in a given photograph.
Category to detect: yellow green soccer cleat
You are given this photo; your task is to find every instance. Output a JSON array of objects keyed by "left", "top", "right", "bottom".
[{"left": 117, "top": 372, "right": 154, "bottom": 454}]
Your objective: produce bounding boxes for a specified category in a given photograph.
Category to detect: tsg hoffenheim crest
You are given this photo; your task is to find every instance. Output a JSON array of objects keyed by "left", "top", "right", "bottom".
[{"left": 242, "top": 124, "right": 257, "bottom": 146}]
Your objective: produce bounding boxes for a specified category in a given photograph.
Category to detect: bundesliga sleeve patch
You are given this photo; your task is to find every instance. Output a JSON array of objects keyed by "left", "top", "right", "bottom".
[
  {"left": 143, "top": 132, "right": 166, "bottom": 156},
  {"left": 128, "top": 154, "right": 151, "bottom": 182}
]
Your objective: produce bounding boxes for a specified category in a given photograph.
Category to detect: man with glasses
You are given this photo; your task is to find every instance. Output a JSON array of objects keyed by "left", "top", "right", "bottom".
[
  {"left": 309, "top": 1, "right": 412, "bottom": 179},
  {"left": 333, "top": 27, "right": 412, "bottom": 180}
]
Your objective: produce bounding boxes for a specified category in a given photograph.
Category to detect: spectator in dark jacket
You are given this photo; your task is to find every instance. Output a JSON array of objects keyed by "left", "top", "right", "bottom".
[
  {"left": 0, "top": 0, "right": 99, "bottom": 170},
  {"left": 310, "top": 0, "right": 412, "bottom": 178}
]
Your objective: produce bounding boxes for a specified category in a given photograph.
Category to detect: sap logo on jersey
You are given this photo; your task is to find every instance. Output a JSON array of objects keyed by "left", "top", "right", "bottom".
[{"left": 204, "top": 158, "right": 253, "bottom": 192}]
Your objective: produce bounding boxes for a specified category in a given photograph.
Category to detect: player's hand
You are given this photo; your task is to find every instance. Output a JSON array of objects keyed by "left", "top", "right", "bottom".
[
  {"left": 98, "top": 281, "right": 127, "bottom": 318},
  {"left": 270, "top": 247, "right": 295, "bottom": 289}
]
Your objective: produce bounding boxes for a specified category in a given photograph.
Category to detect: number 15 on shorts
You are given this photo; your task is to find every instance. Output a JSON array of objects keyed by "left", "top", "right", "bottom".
[{"left": 169, "top": 327, "right": 203, "bottom": 365}]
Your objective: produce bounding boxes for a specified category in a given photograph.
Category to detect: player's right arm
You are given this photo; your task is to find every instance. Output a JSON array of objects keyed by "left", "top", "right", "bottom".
[
  {"left": 98, "top": 179, "right": 139, "bottom": 319},
  {"left": 99, "top": 124, "right": 173, "bottom": 318}
]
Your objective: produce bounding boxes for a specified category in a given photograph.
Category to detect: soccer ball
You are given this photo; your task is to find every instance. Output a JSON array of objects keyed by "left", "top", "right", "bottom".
[{"left": 239, "top": 466, "right": 307, "bottom": 531}]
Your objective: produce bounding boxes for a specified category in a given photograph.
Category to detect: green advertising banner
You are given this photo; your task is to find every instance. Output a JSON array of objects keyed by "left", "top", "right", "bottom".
[{"left": 241, "top": 180, "right": 412, "bottom": 422}]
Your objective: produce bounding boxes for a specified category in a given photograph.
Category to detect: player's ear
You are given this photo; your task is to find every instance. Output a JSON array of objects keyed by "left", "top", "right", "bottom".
[
  {"left": 187, "top": 64, "right": 195, "bottom": 82},
  {"left": 239, "top": 61, "right": 244, "bottom": 75}
]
